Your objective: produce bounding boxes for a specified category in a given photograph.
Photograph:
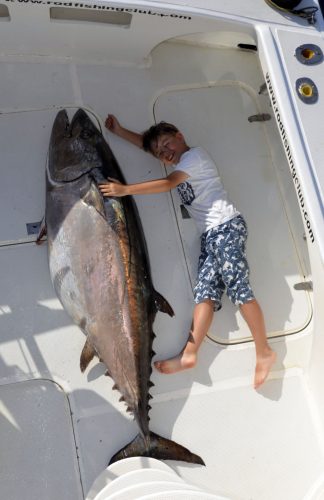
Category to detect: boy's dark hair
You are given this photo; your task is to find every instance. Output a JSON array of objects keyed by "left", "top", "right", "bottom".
[{"left": 142, "top": 122, "right": 179, "bottom": 153}]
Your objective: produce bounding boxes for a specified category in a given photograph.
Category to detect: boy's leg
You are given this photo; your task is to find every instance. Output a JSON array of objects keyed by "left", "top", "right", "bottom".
[
  {"left": 220, "top": 216, "right": 276, "bottom": 388},
  {"left": 154, "top": 299, "right": 214, "bottom": 374},
  {"left": 239, "top": 299, "right": 276, "bottom": 388}
]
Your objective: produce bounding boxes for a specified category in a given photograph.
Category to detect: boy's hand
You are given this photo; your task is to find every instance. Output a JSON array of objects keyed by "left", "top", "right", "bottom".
[
  {"left": 105, "top": 115, "right": 122, "bottom": 135},
  {"left": 104, "top": 115, "right": 143, "bottom": 148},
  {"left": 99, "top": 178, "right": 127, "bottom": 197}
]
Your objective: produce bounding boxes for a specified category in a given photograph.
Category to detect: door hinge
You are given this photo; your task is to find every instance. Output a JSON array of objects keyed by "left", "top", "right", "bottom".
[{"left": 294, "top": 281, "right": 313, "bottom": 291}]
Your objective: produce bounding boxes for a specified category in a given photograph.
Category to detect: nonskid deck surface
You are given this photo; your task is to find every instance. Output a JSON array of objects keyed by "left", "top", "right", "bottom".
[
  {"left": 1, "top": 371, "right": 324, "bottom": 500},
  {"left": 0, "top": 38, "right": 320, "bottom": 499}
]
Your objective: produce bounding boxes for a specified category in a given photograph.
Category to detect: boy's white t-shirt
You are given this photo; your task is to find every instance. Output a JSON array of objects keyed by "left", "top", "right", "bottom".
[{"left": 174, "top": 147, "right": 239, "bottom": 235}]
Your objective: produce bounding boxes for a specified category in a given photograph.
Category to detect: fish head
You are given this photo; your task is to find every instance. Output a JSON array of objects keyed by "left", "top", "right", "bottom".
[
  {"left": 71, "top": 109, "right": 126, "bottom": 183},
  {"left": 48, "top": 109, "right": 103, "bottom": 183}
]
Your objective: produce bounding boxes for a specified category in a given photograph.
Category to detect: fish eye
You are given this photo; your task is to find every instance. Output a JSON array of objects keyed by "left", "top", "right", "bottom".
[{"left": 81, "top": 130, "right": 92, "bottom": 139}]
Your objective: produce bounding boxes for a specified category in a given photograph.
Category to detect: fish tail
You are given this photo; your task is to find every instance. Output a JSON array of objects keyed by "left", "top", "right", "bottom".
[{"left": 109, "top": 431, "right": 205, "bottom": 466}]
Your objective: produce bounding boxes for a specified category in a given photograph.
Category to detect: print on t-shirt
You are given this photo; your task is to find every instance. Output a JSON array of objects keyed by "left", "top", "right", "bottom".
[{"left": 177, "top": 182, "right": 195, "bottom": 206}]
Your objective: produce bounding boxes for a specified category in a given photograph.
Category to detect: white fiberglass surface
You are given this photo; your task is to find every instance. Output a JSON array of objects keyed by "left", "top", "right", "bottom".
[
  {"left": 0, "top": 379, "right": 82, "bottom": 499},
  {"left": 0, "top": 36, "right": 318, "bottom": 500}
]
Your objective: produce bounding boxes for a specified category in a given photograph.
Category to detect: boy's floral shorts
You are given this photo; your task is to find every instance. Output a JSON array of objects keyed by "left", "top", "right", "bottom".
[{"left": 194, "top": 215, "right": 255, "bottom": 310}]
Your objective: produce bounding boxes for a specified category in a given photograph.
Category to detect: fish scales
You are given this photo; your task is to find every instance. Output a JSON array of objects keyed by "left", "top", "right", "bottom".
[{"left": 42, "top": 108, "right": 204, "bottom": 466}]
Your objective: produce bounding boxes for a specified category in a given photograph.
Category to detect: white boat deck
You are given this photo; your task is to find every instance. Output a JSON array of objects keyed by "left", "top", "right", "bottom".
[{"left": 1, "top": 2, "right": 324, "bottom": 499}]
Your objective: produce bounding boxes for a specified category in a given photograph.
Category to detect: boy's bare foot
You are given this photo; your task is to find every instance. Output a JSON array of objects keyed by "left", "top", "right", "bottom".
[
  {"left": 254, "top": 349, "right": 277, "bottom": 389},
  {"left": 154, "top": 352, "right": 197, "bottom": 374}
]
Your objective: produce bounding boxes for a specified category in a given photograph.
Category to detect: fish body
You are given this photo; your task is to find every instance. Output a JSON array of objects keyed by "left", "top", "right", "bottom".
[{"left": 44, "top": 108, "right": 204, "bottom": 465}]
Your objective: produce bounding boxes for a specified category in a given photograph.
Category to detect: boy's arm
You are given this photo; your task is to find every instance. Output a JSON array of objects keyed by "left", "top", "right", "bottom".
[
  {"left": 105, "top": 114, "right": 143, "bottom": 149},
  {"left": 99, "top": 170, "right": 189, "bottom": 197}
]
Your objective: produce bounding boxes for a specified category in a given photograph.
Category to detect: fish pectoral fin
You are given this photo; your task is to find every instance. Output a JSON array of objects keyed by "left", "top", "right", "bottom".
[
  {"left": 109, "top": 431, "right": 204, "bottom": 466},
  {"left": 153, "top": 290, "right": 175, "bottom": 317},
  {"left": 36, "top": 217, "right": 47, "bottom": 245},
  {"left": 80, "top": 337, "right": 97, "bottom": 372},
  {"left": 82, "top": 185, "right": 106, "bottom": 219}
]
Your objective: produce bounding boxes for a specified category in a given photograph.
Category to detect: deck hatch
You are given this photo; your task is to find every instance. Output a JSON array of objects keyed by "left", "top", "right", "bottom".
[{"left": 0, "top": 379, "right": 82, "bottom": 499}]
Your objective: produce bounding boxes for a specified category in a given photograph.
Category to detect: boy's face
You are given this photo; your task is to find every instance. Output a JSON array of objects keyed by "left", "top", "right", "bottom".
[{"left": 151, "top": 132, "right": 189, "bottom": 166}]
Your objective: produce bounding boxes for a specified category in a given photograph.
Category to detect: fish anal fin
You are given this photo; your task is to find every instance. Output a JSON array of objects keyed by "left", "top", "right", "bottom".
[
  {"left": 153, "top": 290, "right": 174, "bottom": 317},
  {"left": 109, "top": 431, "right": 204, "bottom": 466},
  {"left": 80, "top": 337, "right": 97, "bottom": 372}
]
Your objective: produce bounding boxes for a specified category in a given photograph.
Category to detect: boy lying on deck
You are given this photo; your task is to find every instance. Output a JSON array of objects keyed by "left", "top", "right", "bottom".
[{"left": 99, "top": 115, "right": 276, "bottom": 389}]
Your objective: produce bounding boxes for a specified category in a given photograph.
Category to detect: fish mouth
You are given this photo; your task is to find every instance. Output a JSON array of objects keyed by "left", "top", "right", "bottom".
[
  {"left": 70, "top": 108, "right": 101, "bottom": 142},
  {"left": 52, "top": 108, "right": 100, "bottom": 141},
  {"left": 50, "top": 109, "right": 70, "bottom": 144}
]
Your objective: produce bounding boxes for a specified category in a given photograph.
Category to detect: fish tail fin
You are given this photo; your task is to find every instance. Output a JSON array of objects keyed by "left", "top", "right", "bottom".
[
  {"left": 109, "top": 431, "right": 204, "bottom": 466},
  {"left": 154, "top": 290, "right": 175, "bottom": 317}
]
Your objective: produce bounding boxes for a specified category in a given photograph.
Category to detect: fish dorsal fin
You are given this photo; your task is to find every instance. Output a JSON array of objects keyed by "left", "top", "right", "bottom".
[{"left": 153, "top": 290, "right": 175, "bottom": 317}]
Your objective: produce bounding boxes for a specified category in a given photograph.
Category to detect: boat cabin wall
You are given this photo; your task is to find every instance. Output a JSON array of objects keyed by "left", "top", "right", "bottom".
[{"left": 0, "top": 2, "right": 257, "bottom": 65}]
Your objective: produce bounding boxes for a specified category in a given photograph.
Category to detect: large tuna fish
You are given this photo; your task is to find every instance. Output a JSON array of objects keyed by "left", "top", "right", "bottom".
[{"left": 42, "top": 108, "right": 204, "bottom": 466}]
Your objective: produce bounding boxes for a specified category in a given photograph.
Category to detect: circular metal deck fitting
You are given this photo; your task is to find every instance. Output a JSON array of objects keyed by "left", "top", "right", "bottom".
[
  {"left": 296, "top": 78, "right": 318, "bottom": 103},
  {"left": 295, "top": 44, "right": 323, "bottom": 65}
]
